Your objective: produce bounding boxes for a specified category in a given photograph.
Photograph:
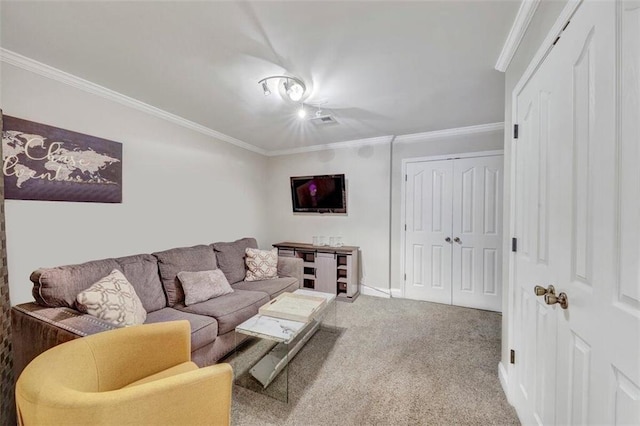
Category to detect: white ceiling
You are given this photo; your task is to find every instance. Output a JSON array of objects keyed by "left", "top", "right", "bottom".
[{"left": 0, "top": 1, "right": 518, "bottom": 152}]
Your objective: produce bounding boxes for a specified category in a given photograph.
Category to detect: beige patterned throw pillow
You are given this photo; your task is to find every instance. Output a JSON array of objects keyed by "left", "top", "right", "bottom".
[
  {"left": 76, "top": 269, "right": 147, "bottom": 327},
  {"left": 245, "top": 248, "right": 278, "bottom": 282}
]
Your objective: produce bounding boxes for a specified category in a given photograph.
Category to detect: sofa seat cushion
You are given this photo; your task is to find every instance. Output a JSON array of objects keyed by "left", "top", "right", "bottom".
[
  {"left": 153, "top": 245, "right": 218, "bottom": 307},
  {"left": 175, "top": 290, "right": 269, "bottom": 335},
  {"left": 232, "top": 277, "right": 298, "bottom": 299},
  {"left": 144, "top": 308, "right": 217, "bottom": 351}
]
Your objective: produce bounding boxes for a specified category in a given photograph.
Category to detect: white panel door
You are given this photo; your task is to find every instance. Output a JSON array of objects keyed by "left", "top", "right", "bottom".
[
  {"left": 511, "top": 1, "right": 640, "bottom": 424},
  {"left": 512, "top": 50, "right": 559, "bottom": 425},
  {"left": 451, "top": 156, "right": 503, "bottom": 312},
  {"left": 552, "top": 2, "right": 640, "bottom": 424},
  {"left": 404, "top": 160, "right": 453, "bottom": 304}
]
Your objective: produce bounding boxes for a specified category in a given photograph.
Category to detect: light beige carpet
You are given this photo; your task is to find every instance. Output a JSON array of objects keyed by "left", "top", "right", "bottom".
[{"left": 231, "top": 295, "right": 520, "bottom": 425}]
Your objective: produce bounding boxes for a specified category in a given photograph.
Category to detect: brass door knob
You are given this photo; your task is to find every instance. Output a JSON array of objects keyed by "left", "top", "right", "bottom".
[
  {"left": 534, "top": 285, "right": 548, "bottom": 296},
  {"left": 534, "top": 285, "right": 555, "bottom": 296},
  {"left": 544, "top": 292, "right": 569, "bottom": 309}
]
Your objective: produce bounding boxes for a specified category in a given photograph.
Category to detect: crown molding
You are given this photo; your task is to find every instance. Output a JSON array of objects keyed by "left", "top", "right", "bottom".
[
  {"left": 1, "top": 48, "right": 503, "bottom": 158},
  {"left": 266, "top": 135, "right": 394, "bottom": 157},
  {"left": 0, "top": 48, "right": 268, "bottom": 156},
  {"left": 394, "top": 122, "right": 504, "bottom": 144},
  {"left": 495, "top": 0, "right": 541, "bottom": 72}
]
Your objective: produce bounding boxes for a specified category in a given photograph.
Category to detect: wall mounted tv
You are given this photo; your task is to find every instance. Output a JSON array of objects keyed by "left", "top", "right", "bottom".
[{"left": 290, "top": 174, "right": 347, "bottom": 214}]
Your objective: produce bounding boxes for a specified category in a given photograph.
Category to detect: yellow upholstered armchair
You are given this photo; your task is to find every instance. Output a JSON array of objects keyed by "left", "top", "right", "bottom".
[{"left": 15, "top": 320, "right": 232, "bottom": 426}]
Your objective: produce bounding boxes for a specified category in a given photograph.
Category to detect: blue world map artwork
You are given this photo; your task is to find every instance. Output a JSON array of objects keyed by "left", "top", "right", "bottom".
[{"left": 2, "top": 116, "right": 122, "bottom": 203}]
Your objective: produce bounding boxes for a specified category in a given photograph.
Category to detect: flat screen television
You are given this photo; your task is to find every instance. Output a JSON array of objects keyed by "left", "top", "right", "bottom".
[{"left": 290, "top": 174, "right": 347, "bottom": 214}]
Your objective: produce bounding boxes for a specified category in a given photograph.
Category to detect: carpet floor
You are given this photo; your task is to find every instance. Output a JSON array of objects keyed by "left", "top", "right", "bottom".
[{"left": 231, "top": 295, "right": 520, "bottom": 425}]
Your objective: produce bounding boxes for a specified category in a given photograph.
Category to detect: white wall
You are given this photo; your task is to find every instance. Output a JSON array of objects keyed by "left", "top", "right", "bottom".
[
  {"left": 1, "top": 64, "right": 269, "bottom": 304},
  {"left": 265, "top": 143, "right": 391, "bottom": 295},
  {"left": 389, "top": 130, "right": 504, "bottom": 294}
]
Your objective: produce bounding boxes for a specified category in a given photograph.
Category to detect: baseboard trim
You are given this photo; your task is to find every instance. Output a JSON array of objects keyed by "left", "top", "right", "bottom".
[
  {"left": 389, "top": 288, "right": 402, "bottom": 298},
  {"left": 360, "top": 285, "right": 391, "bottom": 298},
  {"left": 498, "top": 362, "right": 510, "bottom": 404}
]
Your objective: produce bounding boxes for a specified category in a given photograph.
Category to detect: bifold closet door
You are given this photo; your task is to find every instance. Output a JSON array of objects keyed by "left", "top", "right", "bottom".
[
  {"left": 404, "top": 160, "right": 454, "bottom": 304},
  {"left": 451, "top": 156, "right": 503, "bottom": 312},
  {"left": 404, "top": 155, "right": 503, "bottom": 312}
]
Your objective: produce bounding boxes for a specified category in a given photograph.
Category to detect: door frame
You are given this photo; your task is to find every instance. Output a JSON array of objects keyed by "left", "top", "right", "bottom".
[
  {"left": 502, "top": 0, "right": 583, "bottom": 407},
  {"left": 400, "top": 149, "right": 504, "bottom": 299}
]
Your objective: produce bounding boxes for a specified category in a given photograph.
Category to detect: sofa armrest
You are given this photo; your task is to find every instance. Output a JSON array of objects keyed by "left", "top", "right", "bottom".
[
  {"left": 11, "top": 303, "right": 118, "bottom": 379},
  {"left": 277, "top": 256, "right": 303, "bottom": 287}
]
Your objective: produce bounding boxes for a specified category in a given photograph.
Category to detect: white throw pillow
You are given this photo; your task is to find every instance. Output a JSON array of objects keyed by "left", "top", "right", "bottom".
[
  {"left": 177, "top": 269, "right": 234, "bottom": 306},
  {"left": 245, "top": 248, "right": 278, "bottom": 282},
  {"left": 76, "top": 269, "right": 147, "bottom": 327}
]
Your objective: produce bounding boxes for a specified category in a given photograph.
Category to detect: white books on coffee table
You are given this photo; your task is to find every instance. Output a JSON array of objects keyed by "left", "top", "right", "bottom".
[
  {"left": 258, "top": 292, "right": 327, "bottom": 323},
  {"left": 235, "top": 289, "right": 335, "bottom": 388},
  {"left": 236, "top": 289, "right": 335, "bottom": 344}
]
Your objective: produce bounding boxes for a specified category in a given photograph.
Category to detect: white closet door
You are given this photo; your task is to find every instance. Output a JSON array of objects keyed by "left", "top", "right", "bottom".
[
  {"left": 451, "top": 155, "right": 503, "bottom": 312},
  {"left": 404, "top": 160, "right": 454, "bottom": 304}
]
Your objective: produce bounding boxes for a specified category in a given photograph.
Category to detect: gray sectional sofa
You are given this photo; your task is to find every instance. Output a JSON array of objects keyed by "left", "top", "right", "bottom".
[{"left": 11, "top": 237, "right": 302, "bottom": 377}]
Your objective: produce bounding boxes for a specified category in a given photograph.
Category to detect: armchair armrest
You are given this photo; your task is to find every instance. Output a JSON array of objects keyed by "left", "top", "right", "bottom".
[
  {"left": 87, "top": 321, "right": 192, "bottom": 388},
  {"left": 278, "top": 256, "right": 303, "bottom": 287},
  {"left": 107, "top": 363, "right": 233, "bottom": 426}
]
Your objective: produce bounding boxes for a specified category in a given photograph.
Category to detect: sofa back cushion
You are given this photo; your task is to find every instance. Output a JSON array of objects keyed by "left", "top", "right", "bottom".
[
  {"left": 31, "top": 259, "right": 120, "bottom": 308},
  {"left": 30, "top": 254, "right": 167, "bottom": 312},
  {"left": 152, "top": 245, "right": 217, "bottom": 306},
  {"left": 114, "top": 254, "right": 166, "bottom": 312},
  {"left": 212, "top": 238, "right": 258, "bottom": 284}
]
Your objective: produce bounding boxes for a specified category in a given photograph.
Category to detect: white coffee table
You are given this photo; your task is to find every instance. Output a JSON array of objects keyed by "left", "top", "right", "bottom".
[{"left": 233, "top": 289, "right": 336, "bottom": 401}]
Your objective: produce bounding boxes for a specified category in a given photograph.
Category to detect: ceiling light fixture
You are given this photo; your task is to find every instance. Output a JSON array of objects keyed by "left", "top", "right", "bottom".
[
  {"left": 258, "top": 75, "right": 306, "bottom": 102},
  {"left": 297, "top": 104, "right": 307, "bottom": 119}
]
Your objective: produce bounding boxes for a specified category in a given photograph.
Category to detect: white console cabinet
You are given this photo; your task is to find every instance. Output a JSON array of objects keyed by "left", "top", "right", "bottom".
[{"left": 273, "top": 242, "right": 360, "bottom": 302}]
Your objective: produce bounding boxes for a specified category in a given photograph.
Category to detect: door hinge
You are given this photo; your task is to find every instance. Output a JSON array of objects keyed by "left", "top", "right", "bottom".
[
  {"left": 404, "top": 224, "right": 407, "bottom": 231},
  {"left": 510, "top": 349, "right": 516, "bottom": 364},
  {"left": 405, "top": 174, "right": 407, "bottom": 182},
  {"left": 511, "top": 237, "right": 518, "bottom": 253},
  {"left": 404, "top": 273, "right": 406, "bottom": 281},
  {"left": 513, "top": 124, "right": 519, "bottom": 139}
]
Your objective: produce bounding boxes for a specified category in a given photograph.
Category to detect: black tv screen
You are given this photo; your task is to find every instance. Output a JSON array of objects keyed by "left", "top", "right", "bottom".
[{"left": 290, "top": 174, "right": 347, "bottom": 214}]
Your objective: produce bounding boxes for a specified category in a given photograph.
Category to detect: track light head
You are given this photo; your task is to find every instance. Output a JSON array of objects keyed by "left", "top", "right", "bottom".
[
  {"left": 258, "top": 75, "right": 306, "bottom": 102},
  {"left": 261, "top": 81, "right": 271, "bottom": 96}
]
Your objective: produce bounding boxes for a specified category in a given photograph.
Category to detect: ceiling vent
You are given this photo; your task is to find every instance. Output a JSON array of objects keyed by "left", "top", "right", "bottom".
[{"left": 310, "top": 114, "right": 338, "bottom": 125}]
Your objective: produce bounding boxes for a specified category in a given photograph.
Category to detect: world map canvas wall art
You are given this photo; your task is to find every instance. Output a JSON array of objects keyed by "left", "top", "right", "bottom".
[{"left": 2, "top": 116, "right": 122, "bottom": 203}]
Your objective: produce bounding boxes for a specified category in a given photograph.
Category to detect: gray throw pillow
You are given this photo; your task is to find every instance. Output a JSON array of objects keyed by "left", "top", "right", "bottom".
[
  {"left": 212, "top": 237, "right": 258, "bottom": 284},
  {"left": 177, "top": 269, "right": 234, "bottom": 306}
]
